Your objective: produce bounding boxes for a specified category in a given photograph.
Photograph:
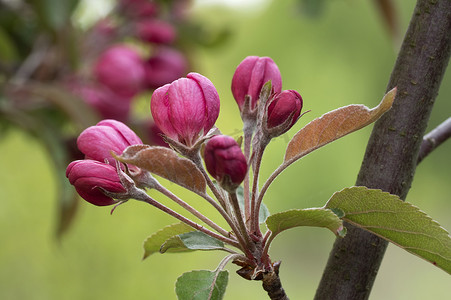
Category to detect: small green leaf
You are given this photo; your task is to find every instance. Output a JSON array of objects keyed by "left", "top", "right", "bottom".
[
  {"left": 266, "top": 208, "right": 345, "bottom": 242},
  {"left": 236, "top": 185, "right": 269, "bottom": 223},
  {"left": 161, "top": 231, "right": 226, "bottom": 253},
  {"left": 143, "top": 223, "right": 194, "bottom": 259},
  {"left": 325, "top": 186, "right": 451, "bottom": 274},
  {"left": 176, "top": 270, "right": 228, "bottom": 300}
]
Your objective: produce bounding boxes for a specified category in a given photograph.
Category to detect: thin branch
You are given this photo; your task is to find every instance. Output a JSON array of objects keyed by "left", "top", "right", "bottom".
[
  {"left": 417, "top": 117, "right": 451, "bottom": 164},
  {"left": 229, "top": 192, "right": 254, "bottom": 252},
  {"left": 137, "top": 190, "right": 241, "bottom": 249}
]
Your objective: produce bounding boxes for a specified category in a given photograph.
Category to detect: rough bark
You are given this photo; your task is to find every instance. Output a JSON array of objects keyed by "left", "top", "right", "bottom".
[{"left": 314, "top": 1, "right": 451, "bottom": 299}]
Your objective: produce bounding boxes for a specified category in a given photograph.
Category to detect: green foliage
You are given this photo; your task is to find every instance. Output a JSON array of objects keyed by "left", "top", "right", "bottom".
[
  {"left": 265, "top": 208, "right": 346, "bottom": 246},
  {"left": 161, "top": 231, "right": 227, "bottom": 253},
  {"left": 325, "top": 186, "right": 451, "bottom": 274},
  {"left": 175, "top": 270, "right": 229, "bottom": 300},
  {"left": 143, "top": 223, "right": 195, "bottom": 259}
]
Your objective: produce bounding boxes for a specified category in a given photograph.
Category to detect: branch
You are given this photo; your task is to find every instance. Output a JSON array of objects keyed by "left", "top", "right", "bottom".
[
  {"left": 315, "top": 1, "right": 451, "bottom": 299},
  {"left": 262, "top": 270, "right": 289, "bottom": 300},
  {"left": 417, "top": 117, "right": 451, "bottom": 164}
]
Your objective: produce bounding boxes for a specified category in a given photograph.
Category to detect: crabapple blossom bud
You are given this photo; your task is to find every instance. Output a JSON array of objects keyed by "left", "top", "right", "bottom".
[
  {"left": 120, "top": 0, "right": 159, "bottom": 18},
  {"left": 150, "top": 72, "right": 220, "bottom": 147},
  {"left": 231, "top": 56, "right": 282, "bottom": 111},
  {"left": 94, "top": 45, "right": 145, "bottom": 97},
  {"left": 204, "top": 135, "right": 247, "bottom": 191},
  {"left": 266, "top": 90, "right": 303, "bottom": 135},
  {"left": 136, "top": 20, "right": 176, "bottom": 45},
  {"left": 70, "top": 81, "right": 132, "bottom": 122},
  {"left": 144, "top": 47, "right": 188, "bottom": 89},
  {"left": 66, "top": 160, "right": 125, "bottom": 206},
  {"left": 77, "top": 119, "right": 142, "bottom": 164}
]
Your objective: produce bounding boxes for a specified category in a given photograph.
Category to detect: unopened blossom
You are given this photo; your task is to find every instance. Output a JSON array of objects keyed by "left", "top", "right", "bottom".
[
  {"left": 204, "top": 135, "right": 247, "bottom": 191},
  {"left": 66, "top": 160, "right": 125, "bottom": 206},
  {"left": 71, "top": 81, "right": 132, "bottom": 122},
  {"left": 120, "top": 0, "right": 159, "bottom": 18},
  {"left": 231, "top": 56, "right": 282, "bottom": 111},
  {"left": 136, "top": 19, "right": 176, "bottom": 45},
  {"left": 144, "top": 47, "right": 188, "bottom": 89},
  {"left": 77, "top": 119, "right": 142, "bottom": 164},
  {"left": 266, "top": 90, "right": 303, "bottom": 135},
  {"left": 150, "top": 72, "right": 220, "bottom": 146},
  {"left": 94, "top": 45, "right": 146, "bottom": 97}
]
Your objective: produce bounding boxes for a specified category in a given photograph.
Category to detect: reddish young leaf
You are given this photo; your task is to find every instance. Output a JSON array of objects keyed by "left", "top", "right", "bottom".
[
  {"left": 116, "top": 145, "right": 207, "bottom": 194},
  {"left": 284, "top": 88, "right": 396, "bottom": 163}
]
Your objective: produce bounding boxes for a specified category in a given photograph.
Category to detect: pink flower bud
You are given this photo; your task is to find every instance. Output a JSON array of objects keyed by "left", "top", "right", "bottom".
[
  {"left": 144, "top": 47, "right": 188, "bottom": 89},
  {"left": 66, "top": 160, "right": 125, "bottom": 206},
  {"left": 136, "top": 20, "right": 177, "bottom": 45},
  {"left": 120, "top": 0, "right": 159, "bottom": 18},
  {"left": 94, "top": 45, "right": 145, "bottom": 97},
  {"left": 77, "top": 119, "right": 142, "bottom": 164},
  {"left": 71, "top": 81, "right": 132, "bottom": 122},
  {"left": 266, "top": 90, "right": 303, "bottom": 134},
  {"left": 204, "top": 135, "right": 247, "bottom": 191},
  {"left": 231, "top": 56, "right": 282, "bottom": 111},
  {"left": 150, "top": 72, "right": 220, "bottom": 146}
]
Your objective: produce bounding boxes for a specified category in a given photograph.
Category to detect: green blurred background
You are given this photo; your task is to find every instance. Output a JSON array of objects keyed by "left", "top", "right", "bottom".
[{"left": 1, "top": 0, "right": 450, "bottom": 299}]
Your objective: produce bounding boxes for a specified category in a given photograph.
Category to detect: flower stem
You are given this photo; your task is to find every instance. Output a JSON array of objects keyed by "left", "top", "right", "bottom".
[
  {"left": 133, "top": 188, "right": 241, "bottom": 248},
  {"left": 190, "top": 152, "right": 228, "bottom": 209},
  {"left": 229, "top": 192, "right": 254, "bottom": 252},
  {"left": 243, "top": 127, "right": 253, "bottom": 226},
  {"left": 154, "top": 183, "right": 231, "bottom": 238},
  {"left": 250, "top": 144, "right": 266, "bottom": 233}
]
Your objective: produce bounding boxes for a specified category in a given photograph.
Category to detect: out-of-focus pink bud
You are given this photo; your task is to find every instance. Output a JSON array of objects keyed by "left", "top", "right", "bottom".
[
  {"left": 120, "top": 0, "right": 159, "bottom": 18},
  {"left": 71, "top": 82, "right": 132, "bottom": 122},
  {"left": 231, "top": 56, "right": 282, "bottom": 111},
  {"left": 94, "top": 45, "right": 145, "bottom": 97},
  {"left": 266, "top": 90, "right": 303, "bottom": 134},
  {"left": 66, "top": 160, "right": 125, "bottom": 206},
  {"left": 150, "top": 72, "right": 220, "bottom": 146},
  {"left": 204, "top": 135, "right": 247, "bottom": 191},
  {"left": 77, "top": 119, "right": 142, "bottom": 164},
  {"left": 136, "top": 20, "right": 177, "bottom": 45},
  {"left": 144, "top": 47, "right": 188, "bottom": 89}
]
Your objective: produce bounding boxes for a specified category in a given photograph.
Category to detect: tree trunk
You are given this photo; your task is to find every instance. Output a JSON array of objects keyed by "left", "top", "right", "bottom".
[{"left": 314, "top": 1, "right": 451, "bottom": 299}]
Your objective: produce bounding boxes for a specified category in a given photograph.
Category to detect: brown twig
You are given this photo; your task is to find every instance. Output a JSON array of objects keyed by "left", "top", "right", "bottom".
[{"left": 417, "top": 117, "right": 451, "bottom": 164}]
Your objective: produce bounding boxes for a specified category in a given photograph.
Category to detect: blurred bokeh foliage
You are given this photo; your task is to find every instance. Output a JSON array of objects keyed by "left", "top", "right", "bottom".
[{"left": 0, "top": 0, "right": 450, "bottom": 299}]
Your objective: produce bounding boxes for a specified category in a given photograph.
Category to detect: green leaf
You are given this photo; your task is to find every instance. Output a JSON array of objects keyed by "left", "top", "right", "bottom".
[
  {"left": 236, "top": 185, "right": 269, "bottom": 223},
  {"left": 176, "top": 270, "right": 228, "bottom": 300},
  {"left": 266, "top": 208, "right": 346, "bottom": 243},
  {"left": 143, "top": 223, "right": 195, "bottom": 260},
  {"left": 161, "top": 231, "right": 225, "bottom": 254},
  {"left": 324, "top": 186, "right": 451, "bottom": 274}
]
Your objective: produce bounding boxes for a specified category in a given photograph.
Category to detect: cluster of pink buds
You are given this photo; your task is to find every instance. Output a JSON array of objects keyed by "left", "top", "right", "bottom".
[
  {"left": 67, "top": 55, "right": 304, "bottom": 293},
  {"left": 68, "top": 0, "right": 190, "bottom": 144},
  {"left": 66, "top": 120, "right": 142, "bottom": 206}
]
